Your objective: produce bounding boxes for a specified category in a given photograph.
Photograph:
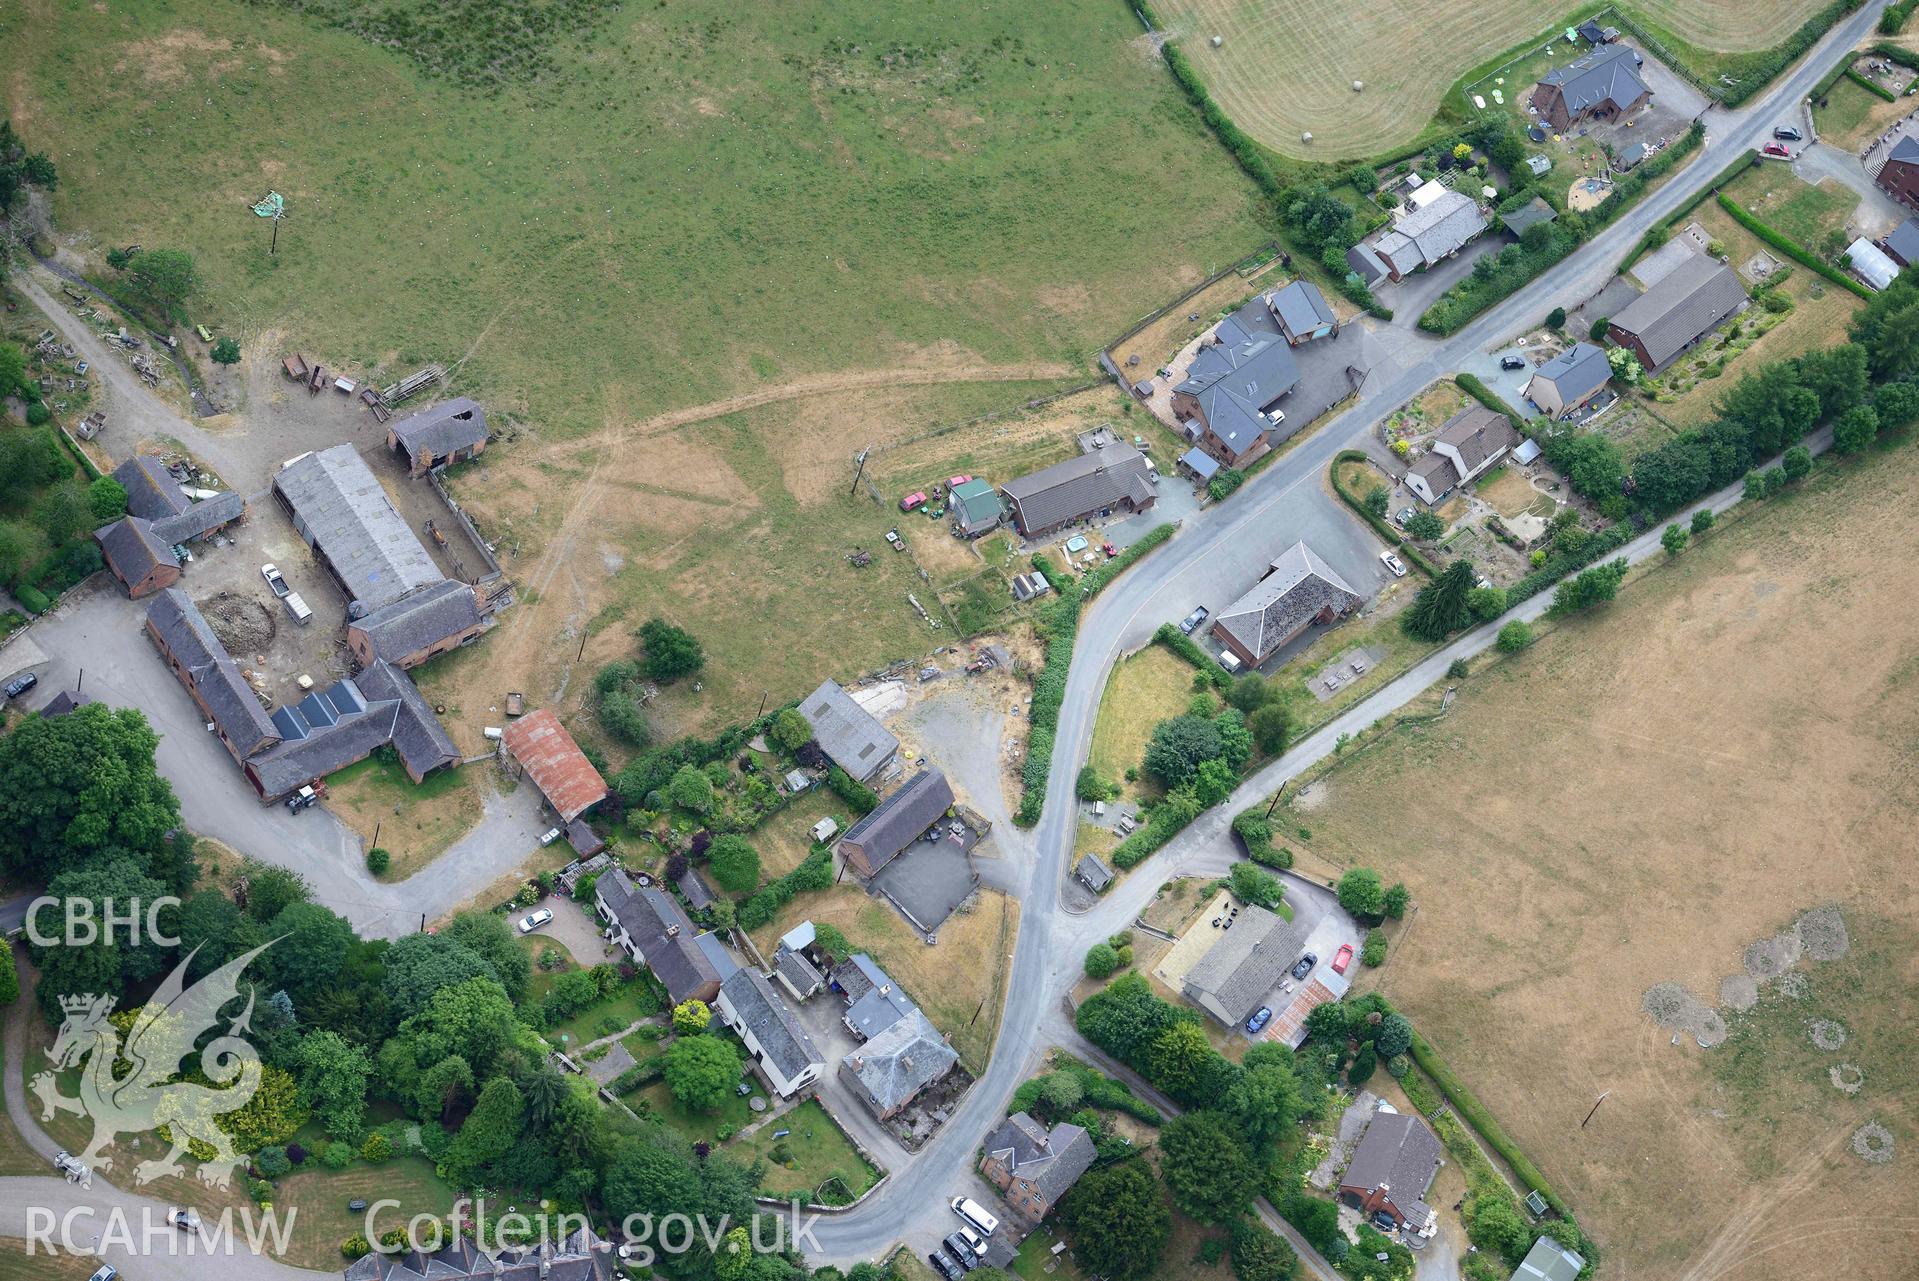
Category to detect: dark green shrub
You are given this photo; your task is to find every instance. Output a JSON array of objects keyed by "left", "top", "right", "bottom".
[{"left": 365, "top": 848, "right": 390, "bottom": 874}]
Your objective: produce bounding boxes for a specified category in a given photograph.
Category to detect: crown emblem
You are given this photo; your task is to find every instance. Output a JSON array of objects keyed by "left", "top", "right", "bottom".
[{"left": 60, "top": 993, "right": 110, "bottom": 1016}]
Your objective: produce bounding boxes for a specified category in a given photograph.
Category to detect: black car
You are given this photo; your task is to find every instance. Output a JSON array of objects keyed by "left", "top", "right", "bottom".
[
  {"left": 928, "top": 1253, "right": 961, "bottom": 1281},
  {"left": 1372, "top": 1210, "right": 1399, "bottom": 1232},
  {"left": 2, "top": 672, "right": 36, "bottom": 699},
  {"left": 1290, "top": 952, "right": 1317, "bottom": 980},
  {"left": 1500, "top": 354, "right": 1526, "bottom": 371},
  {"left": 1773, "top": 125, "right": 1803, "bottom": 142},
  {"left": 942, "top": 1236, "right": 978, "bottom": 1272}
]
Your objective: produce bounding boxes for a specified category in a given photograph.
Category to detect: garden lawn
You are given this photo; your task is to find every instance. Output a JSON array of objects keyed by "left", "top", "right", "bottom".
[
  {"left": 734, "top": 1099, "right": 880, "bottom": 1201},
  {"left": 1089, "top": 645, "right": 1208, "bottom": 805},
  {"left": 545, "top": 979, "right": 662, "bottom": 1049},
  {"left": 0, "top": 1242, "right": 102, "bottom": 1281},
  {"left": 1719, "top": 166, "right": 1859, "bottom": 255},
  {"left": 635, "top": 1077, "right": 759, "bottom": 1145},
  {"left": 1814, "top": 74, "right": 1913, "bottom": 151},
  {"left": 1013, "top": 1228, "right": 1087, "bottom": 1281},
  {"left": 273, "top": 1155, "right": 456, "bottom": 1269},
  {"left": 758, "top": 790, "right": 853, "bottom": 881},
  {"left": 322, "top": 752, "right": 480, "bottom": 882}
]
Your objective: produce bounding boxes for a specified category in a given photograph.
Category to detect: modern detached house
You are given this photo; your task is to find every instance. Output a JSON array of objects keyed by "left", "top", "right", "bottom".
[
  {"left": 1525, "top": 342, "right": 1613, "bottom": 419},
  {"left": 1337, "top": 1111, "right": 1444, "bottom": 1241},
  {"left": 1370, "top": 183, "right": 1489, "bottom": 282},
  {"left": 1171, "top": 294, "right": 1303, "bottom": 466},
  {"left": 1874, "top": 135, "right": 1919, "bottom": 211},
  {"left": 1407, "top": 406, "right": 1520, "bottom": 505},
  {"left": 980, "top": 1113, "right": 1097, "bottom": 1222},
  {"left": 1001, "top": 445, "right": 1156, "bottom": 538},
  {"left": 1530, "top": 44, "right": 1650, "bottom": 132},
  {"left": 1605, "top": 255, "right": 1747, "bottom": 375}
]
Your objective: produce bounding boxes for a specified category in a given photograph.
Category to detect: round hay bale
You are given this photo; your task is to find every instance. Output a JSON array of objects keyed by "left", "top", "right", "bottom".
[
  {"left": 1353, "top": 80, "right": 1364, "bottom": 92},
  {"left": 1809, "top": 1018, "right": 1848, "bottom": 1051},
  {"left": 1718, "top": 975, "right": 1758, "bottom": 1011},
  {"left": 1852, "top": 1121, "right": 1894, "bottom": 1164},
  {"left": 1743, "top": 932, "right": 1802, "bottom": 981},
  {"left": 1211, "top": 34, "right": 1223, "bottom": 47},
  {"left": 1302, "top": 131, "right": 1314, "bottom": 143},
  {"left": 1830, "top": 1063, "right": 1865, "bottom": 1095},
  {"left": 1796, "top": 905, "right": 1850, "bottom": 961}
]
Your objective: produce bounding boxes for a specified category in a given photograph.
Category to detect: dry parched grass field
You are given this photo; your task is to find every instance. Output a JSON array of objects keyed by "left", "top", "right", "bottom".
[
  {"left": 1286, "top": 443, "right": 1919, "bottom": 1280},
  {"left": 1149, "top": 0, "right": 1834, "bottom": 159}
]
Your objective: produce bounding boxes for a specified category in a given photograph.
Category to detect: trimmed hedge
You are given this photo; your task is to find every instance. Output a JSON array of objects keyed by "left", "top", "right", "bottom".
[
  {"left": 1009, "top": 1052, "right": 1164, "bottom": 1125},
  {"left": 1153, "top": 622, "right": 1232, "bottom": 688},
  {"left": 1110, "top": 804, "right": 1186, "bottom": 868},
  {"left": 1883, "top": 0, "right": 1919, "bottom": 33},
  {"left": 1504, "top": 520, "right": 1635, "bottom": 607},
  {"left": 1016, "top": 524, "right": 1176, "bottom": 826},
  {"left": 1408, "top": 1030, "right": 1574, "bottom": 1221},
  {"left": 1711, "top": 0, "right": 1865, "bottom": 108},
  {"left": 1846, "top": 67, "right": 1899, "bottom": 101},
  {"left": 1330, "top": 450, "right": 1437, "bottom": 576},
  {"left": 1716, "top": 194, "right": 1873, "bottom": 300},
  {"left": 1417, "top": 224, "right": 1578, "bottom": 335},
  {"left": 1454, "top": 372, "right": 1522, "bottom": 422},
  {"left": 1586, "top": 121, "right": 1704, "bottom": 232}
]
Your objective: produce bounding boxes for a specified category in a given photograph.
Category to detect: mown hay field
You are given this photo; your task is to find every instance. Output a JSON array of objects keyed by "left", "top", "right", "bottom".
[
  {"left": 1284, "top": 440, "right": 1919, "bottom": 1279},
  {"left": 1148, "top": 0, "right": 1835, "bottom": 159}
]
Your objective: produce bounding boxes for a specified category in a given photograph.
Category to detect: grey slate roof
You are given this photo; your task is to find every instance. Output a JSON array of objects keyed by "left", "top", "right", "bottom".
[
  {"left": 800, "top": 678, "right": 900, "bottom": 781},
  {"left": 984, "top": 1113, "right": 1097, "bottom": 1205},
  {"left": 1341, "top": 1111, "right": 1443, "bottom": 1228},
  {"left": 1608, "top": 254, "right": 1747, "bottom": 369},
  {"left": 599, "top": 868, "right": 721, "bottom": 1004},
  {"left": 98, "top": 517, "right": 176, "bottom": 583},
  {"left": 1512, "top": 1237, "right": 1587, "bottom": 1281},
  {"left": 352, "top": 578, "right": 484, "bottom": 663},
  {"left": 1074, "top": 853, "right": 1113, "bottom": 892},
  {"left": 150, "top": 490, "right": 245, "bottom": 545},
  {"left": 696, "top": 930, "right": 741, "bottom": 981},
  {"left": 844, "top": 1007, "right": 957, "bottom": 1115},
  {"left": 1376, "top": 190, "right": 1489, "bottom": 269},
  {"left": 344, "top": 1228, "right": 611, "bottom": 1281},
  {"left": 1887, "top": 134, "right": 1919, "bottom": 171},
  {"left": 1539, "top": 44, "right": 1648, "bottom": 118},
  {"left": 1182, "top": 902, "right": 1301, "bottom": 1025},
  {"left": 1433, "top": 406, "right": 1519, "bottom": 474},
  {"left": 1213, "top": 541, "right": 1363, "bottom": 664},
  {"left": 275, "top": 445, "right": 442, "bottom": 611},
  {"left": 1002, "top": 444, "right": 1155, "bottom": 532},
  {"left": 41, "top": 690, "right": 96, "bottom": 717},
  {"left": 1269, "top": 280, "right": 1335, "bottom": 338},
  {"left": 353, "top": 660, "right": 462, "bottom": 779},
  {"left": 1885, "top": 217, "right": 1919, "bottom": 267},
  {"left": 836, "top": 953, "right": 920, "bottom": 1039},
  {"left": 1499, "top": 196, "right": 1558, "bottom": 238},
  {"left": 1346, "top": 243, "right": 1389, "bottom": 285},
  {"left": 722, "top": 968, "right": 823, "bottom": 1082},
  {"left": 839, "top": 767, "right": 955, "bottom": 876},
  {"left": 1175, "top": 296, "right": 1301, "bottom": 455},
  {"left": 1408, "top": 449, "right": 1461, "bottom": 494},
  {"left": 146, "top": 589, "right": 280, "bottom": 758},
  {"left": 774, "top": 945, "right": 824, "bottom": 995},
  {"left": 1529, "top": 342, "right": 1611, "bottom": 406},
  {"left": 389, "top": 397, "right": 489, "bottom": 460},
  {"left": 249, "top": 661, "right": 458, "bottom": 796},
  {"left": 113, "top": 456, "right": 189, "bottom": 520}
]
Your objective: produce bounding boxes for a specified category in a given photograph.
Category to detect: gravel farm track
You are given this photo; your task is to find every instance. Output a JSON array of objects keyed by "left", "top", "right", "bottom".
[{"left": 1146, "top": 0, "right": 1835, "bottom": 158}]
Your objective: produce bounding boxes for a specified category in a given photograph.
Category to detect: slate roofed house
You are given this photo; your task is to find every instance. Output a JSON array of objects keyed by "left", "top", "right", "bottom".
[
  {"left": 1269, "top": 279, "right": 1337, "bottom": 345},
  {"left": 274, "top": 445, "right": 443, "bottom": 613},
  {"left": 1181, "top": 902, "right": 1302, "bottom": 1027},
  {"left": 1882, "top": 217, "right": 1919, "bottom": 267},
  {"left": 1337, "top": 1111, "right": 1444, "bottom": 1238},
  {"left": 1526, "top": 342, "right": 1613, "bottom": 418},
  {"left": 1874, "top": 134, "right": 1919, "bottom": 212},
  {"left": 40, "top": 690, "right": 96, "bottom": 718},
  {"left": 97, "top": 516, "right": 182, "bottom": 599},
  {"left": 1346, "top": 242, "right": 1391, "bottom": 287},
  {"left": 1074, "top": 853, "right": 1113, "bottom": 894},
  {"left": 696, "top": 931, "right": 741, "bottom": 983},
  {"left": 833, "top": 953, "right": 920, "bottom": 1040},
  {"left": 839, "top": 1007, "right": 958, "bottom": 1121},
  {"left": 1407, "top": 406, "right": 1521, "bottom": 505},
  {"left": 386, "top": 397, "right": 490, "bottom": 477},
  {"left": 1530, "top": 44, "right": 1650, "bottom": 132},
  {"left": 346, "top": 578, "right": 488, "bottom": 669},
  {"left": 502, "top": 707, "right": 610, "bottom": 823},
  {"left": 1847, "top": 237, "right": 1902, "bottom": 291},
  {"left": 1511, "top": 1237, "right": 1588, "bottom": 1281},
  {"left": 145, "top": 588, "right": 282, "bottom": 764},
  {"left": 343, "top": 1226, "right": 613, "bottom": 1281},
  {"left": 716, "top": 968, "right": 825, "bottom": 1098},
  {"left": 1372, "top": 188, "right": 1490, "bottom": 282},
  {"left": 595, "top": 868, "right": 722, "bottom": 1005},
  {"left": 949, "top": 477, "right": 1003, "bottom": 538},
  {"left": 1210, "top": 541, "right": 1364, "bottom": 669},
  {"left": 1002, "top": 444, "right": 1156, "bottom": 538},
  {"left": 836, "top": 767, "right": 955, "bottom": 879},
  {"left": 1606, "top": 255, "right": 1748, "bottom": 374},
  {"left": 773, "top": 945, "right": 825, "bottom": 1001},
  {"left": 1171, "top": 296, "right": 1303, "bottom": 467},
  {"left": 981, "top": 1113, "right": 1097, "bottom": 1221},
  {"left": 114, "top": 455, "right": 191, "bottom": 521},
  {"left": 800, "top": 678, "right": 900, "bottom": 783}
]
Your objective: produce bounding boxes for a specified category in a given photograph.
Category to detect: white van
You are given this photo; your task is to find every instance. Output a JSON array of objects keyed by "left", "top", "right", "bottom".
[
  {"left": 283, "top": 591, "right": 313, "bottom": 626},
  {"left": 951, "top": 1197, "right": 999, "bottom": 1237},
  {"left": 1218, "top": 650, "right": 1243, "bottom": 674}
]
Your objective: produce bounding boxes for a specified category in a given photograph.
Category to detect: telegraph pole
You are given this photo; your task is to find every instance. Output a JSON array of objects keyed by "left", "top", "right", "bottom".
[
  {"left": 269, "top": 210, "right": 284, "bottom": 256},
  {"left": 1265, "top": 781, "right": 1288, "bottom": 819},
  {"left": 850, "top": 447, "right": 872, "bottom": 497},
  {"left": 1581, "top": 1090, "right": 1610, "bottom": 1129}
]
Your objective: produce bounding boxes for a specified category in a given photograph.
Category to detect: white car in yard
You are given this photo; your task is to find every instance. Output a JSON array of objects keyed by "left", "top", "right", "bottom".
[
  {"left": 518, "top": 908, "right": 554, "bottom": 933},
  {"left": 261, "top": 563, "right": 291, "bottom": 598},
  {"left": 1380, "top": 551, "right": 1407, "bottom": 577}
]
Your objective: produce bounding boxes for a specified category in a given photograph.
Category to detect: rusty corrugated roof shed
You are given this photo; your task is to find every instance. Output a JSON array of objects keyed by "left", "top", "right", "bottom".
[{"left": 502, "top": 707, "right": 608, "bottom": 821}]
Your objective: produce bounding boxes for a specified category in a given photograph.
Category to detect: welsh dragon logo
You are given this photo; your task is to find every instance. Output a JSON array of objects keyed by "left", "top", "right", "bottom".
[{"left": 30, "top": 943, "right": 271, "bottom": 1188}]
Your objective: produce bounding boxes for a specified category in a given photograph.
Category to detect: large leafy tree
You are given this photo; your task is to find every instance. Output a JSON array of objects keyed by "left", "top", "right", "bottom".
[
  {"left": 175, "top": 890, "right": 266, "bottom": 981},
  {"left": 1337, "top": 867, "right": 1385, "bottom": 919},
  {"left": 444, "top": 1076, "right": 525, "bottom": 1182},
  {"left": 1147, "top": 1023, "right": 1217, "bottom": 1100},
  {"left": 1142, "top": 714, "right": 1225, "bottom": 788},
  {"left": 291, "top": 1029, "right": 374, "bottom": 1140},
  {"left": 0, "top": 704, "right": 183, "bottom": 885},
  {"left": 1057, "top": 1160, "right": 1171, "bottom": 1281},
  {"left": 1160, "top": 1111, "right": 1259, "bottom": 1223},
  {"left": 383, "top": 930, "right": 503, "bottom": 1020},
  {"left": 124, "top": 248, "right": 199, "bottom": 315},
  {"left": 32, "top": 857, "right": 174, "bottom": 1020},
  {"left": 1076, "top": 972, "right": 1191, "bottom": 1066},
  {"left": 639, "top": 618, "right": 705, "bottom": 682},
  {"left": 1549, "top": 559, "right": 1629, "bottom": 617},
  {"left": 1229, "top": 1219, "right": 1297, "bottom": 1281},
  {"left": 379, "top": 975, "right": 522, "bottom": 1093},
  {"left": 1851, "top": 271, "right": 1919, "bottom": 379},
  {"left": 1402, "top": 561, "right": 1476, "bottom": 642},
  {"left": 705, "top": 834, "right": 761, "bottom": 893},
  {"left": 265, "top": 901, "right": 355, "bottom": 1001},
  {"left": 663, "top": 1034, "right": 742, "bottom": 1111},
  {"left": 1224, "top": 1063, "right": 1304, "bottom": 1147},
  {"left": 441, "top": 910, "right": 529, "bottom": 1004}
]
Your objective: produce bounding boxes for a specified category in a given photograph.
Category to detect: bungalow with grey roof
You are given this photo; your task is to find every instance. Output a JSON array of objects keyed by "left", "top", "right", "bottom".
[
  {"left": 716, "top": 968, "right": 825, "bottom": 1098},
  {"left": 839, "top": 1007, "right": 958, "bottom": 1121},
  {"left": 1337, "top": 1110, "right": 1443, "bottom": 1239},
  {"left": 1371, "top": 187, "right": 1489, "bottom": 282},
  {"left": 386, "top": 397, "right": 490, "bottom": 477},
  {"left": 1525, "top": 342, "right": 1612, "bottom": 418},
  {"left": 1001, "top": 445, "right": 1156, "bottom": 538},
  {"left": 1606, "top": 255, "right": 1747, "bottom": 374},
  {"left": 1180, "top": 901, "right": 1301, "bottom": 1027},
  {"left": 981, "top": 1113, "right": 1097, "bottom": 1221}
]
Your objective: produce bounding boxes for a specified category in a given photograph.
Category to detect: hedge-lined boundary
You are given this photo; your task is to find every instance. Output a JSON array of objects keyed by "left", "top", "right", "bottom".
[
  {"left": 1814, "top": 50, "right": 1858, "bottom": 99},
  {"left": 1330, "top": 449, "right": 1437, "bottom": 577},
  {"left": 1016, "top": 524, "right": 1177, "bottom": 826},
  {"left": 1709, "top": 0, "right": 1865, "bottom": 108},
  {"left": 1454, "top": 372, "right": 1522, "bottom": 422},
  {"left": 1847, "top": 67, "right": 1899, "bottom": 101},
  {"left": 1153, "top": 621, "right": 1232, "bottom": 688},
  {"left": 1622, "top": 149, "right": 1758, "bottom": 271},
  {"left": 1884, "top": 0, "right": 1919, "bottom": 33},
  {"left": 1716, "top": 194, "right": 1874, "bottom": 300},
  {"left": 1408, "top": 1030, "right": 1574, "bottom": 1221}
]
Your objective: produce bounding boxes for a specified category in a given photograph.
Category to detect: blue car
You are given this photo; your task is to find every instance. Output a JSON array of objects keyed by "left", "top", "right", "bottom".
[{"left": 1245, "top": 1006, "right": 1273, "bottom": 1034}]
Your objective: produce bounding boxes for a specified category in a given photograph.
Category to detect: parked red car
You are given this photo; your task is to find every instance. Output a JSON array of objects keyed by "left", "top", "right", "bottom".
[
  {"left": 947, "top": 474, "right": 973, "bottom": 488},
  {"left": 1761, "top": 141, "right": 1792, "bottom": 159},
  {"left": 1332, "top": 944, "right": 1355, "bottom": 975},
  {"left": 900, "top": 491, "right": 927, "bottom": 512},
  {"left": 1102, "top": 541, "right": 1118, "bottom": 558}
]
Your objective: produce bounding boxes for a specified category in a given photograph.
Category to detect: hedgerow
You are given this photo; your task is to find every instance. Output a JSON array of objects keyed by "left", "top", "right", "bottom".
[{"left": 1716, "top": 194, "right": 1873, "bottom": 299}]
